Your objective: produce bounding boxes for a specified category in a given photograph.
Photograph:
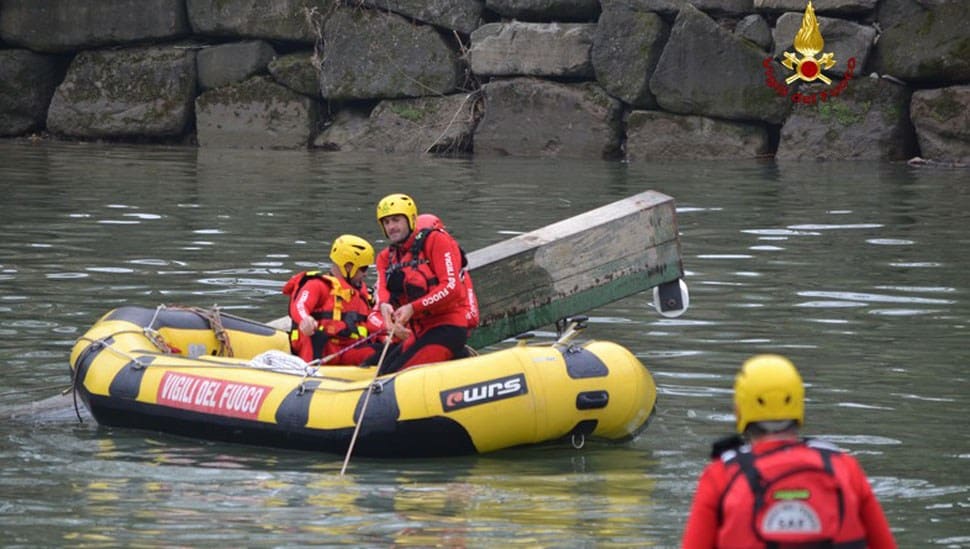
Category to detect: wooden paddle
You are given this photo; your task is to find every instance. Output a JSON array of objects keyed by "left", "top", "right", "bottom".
[{"left": 339, "top": 335, "right": 394, "bottom": 476}]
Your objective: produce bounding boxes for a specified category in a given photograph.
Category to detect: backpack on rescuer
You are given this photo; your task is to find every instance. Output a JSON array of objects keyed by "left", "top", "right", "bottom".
[{"left": 721, "top": 440, "right": 847, "bottom": 548}]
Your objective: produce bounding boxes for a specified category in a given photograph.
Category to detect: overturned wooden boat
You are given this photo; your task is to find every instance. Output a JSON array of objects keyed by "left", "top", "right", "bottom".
[{"left": 69, "top": 305, "right": 657, "bottom": 457}]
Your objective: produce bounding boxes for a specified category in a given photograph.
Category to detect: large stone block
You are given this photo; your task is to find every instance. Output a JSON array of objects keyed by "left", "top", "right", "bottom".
[
  {"left": 485, "top": 0, "right": 600, "bottom": 21},
  {"left": 735, "top": 14, "right": 772, "bottom": 52},
  {"left": 872, "top": 0, "right": 970, "bottom": 84},
  {"left": 592, "top": 5, "right": 668, "bottom": 108},
  {"left": 359, "top": 0, "right": 484, "bottom": 34},
  {"left": 910, "top": 85, "right": 970, "bottom": 164},
  {"left": 322, "top": 94, "right": 479, "bottom": 154},
  {"left": 196, "top": 76, "right": 319, "bottom": 149},
  {"left": 186, "top": 0, "right": 335, "bottom": 43},
  {"left": 625, "top": 110, "right": 769, "bottom": 160},
  {"left": 475, "top": 77, "right": 622, "bottom": 159},
  {"left": 873, "top": 0, "right": 924, "bottom": 29},
  {"left": 650, "top": 4, "right": 790, "bottom": 124},
  {"left": 268, "top": 51, "right": 320, "bottom": 98},
  {"left": 197, "top": 40, "right": 277, "bottom": 91},
  {"left": 313, "top": 107, "right": 372, "bottom": 150},
  {"left": 470, "top": 22, "right": 596, "bottom": 78},
  {"left": 776, "top": 77, "right": 916, "bottom": 160},
  {"left": 618, "top": 0, "right": 754, "bottom": 17},
  {"left": 319, "top": 8, "right": 461, "bottom": 100},
  {"left": 0, "top": 49, "right": 63, "bottom": 136},
  {"left": 0, "top": 0, "right": 188, "bottom": 53},
  {"left": 46, "top": 46, "right": 196, "bottom": 139},
  {"left": 754, "top": 0, "right": 878, "bottom": 14}
]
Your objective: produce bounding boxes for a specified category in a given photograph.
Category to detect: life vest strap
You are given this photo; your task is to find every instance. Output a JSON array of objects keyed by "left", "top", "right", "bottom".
[{"left": 289, "top": 272, "right": 368, "bottom": 341}]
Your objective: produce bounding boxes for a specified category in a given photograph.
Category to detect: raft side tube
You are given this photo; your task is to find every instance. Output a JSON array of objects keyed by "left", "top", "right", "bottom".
[
  {"left": 67, "top": 306, "right": 658, "bottom": 457},
  {"left": 581, "top": 341, "right": 657, "bottom": 440},
  {"left": 382, "top": 342, "right": 658, "bottom": 453},
  {"left": 79, "top": 306, "right": 291, "bottom": 361}
]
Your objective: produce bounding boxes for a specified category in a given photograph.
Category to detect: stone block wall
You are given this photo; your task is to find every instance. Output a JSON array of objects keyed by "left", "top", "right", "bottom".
[{"left": 0, "top": 0, "right": 967, "bottom": 164}]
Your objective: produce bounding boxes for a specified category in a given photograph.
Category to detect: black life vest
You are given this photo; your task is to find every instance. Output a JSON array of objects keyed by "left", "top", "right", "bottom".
[{"left": 384, "top": 227, "right": 469, "bottom": 304}]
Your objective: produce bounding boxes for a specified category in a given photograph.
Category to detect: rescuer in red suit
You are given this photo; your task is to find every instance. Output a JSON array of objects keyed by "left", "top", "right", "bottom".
[
  {"left": 373, "top": 194, "right": 471, "bottom": 373},
  {"left": 681, "top": 354, "right": 896, "bottom": 549},
  {"left": 282, "top": 234, "right": 380, "bottom": 365}
]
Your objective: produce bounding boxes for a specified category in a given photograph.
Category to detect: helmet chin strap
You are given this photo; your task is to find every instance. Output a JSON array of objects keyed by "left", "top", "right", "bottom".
[
  {"left": 336, "top": 262, "right": 354, "bottom": 284},
  {"left": 343, "top": 263, "right": 360, "bottom": 286}
]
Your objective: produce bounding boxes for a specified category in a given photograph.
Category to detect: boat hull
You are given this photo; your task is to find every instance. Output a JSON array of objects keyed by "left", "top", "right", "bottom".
[{"left": 70, "top": 306, "right": 657, "bottom": 457}]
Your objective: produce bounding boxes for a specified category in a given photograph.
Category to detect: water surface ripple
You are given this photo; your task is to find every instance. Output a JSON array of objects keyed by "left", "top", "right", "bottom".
[{"left": 1, "top": 143, "right": 967, "bottom": 547}]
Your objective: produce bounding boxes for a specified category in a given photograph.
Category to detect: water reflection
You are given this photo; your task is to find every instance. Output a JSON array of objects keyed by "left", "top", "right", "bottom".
[{"left": 53, "top": 432, "right": 662, "bottom": 546}]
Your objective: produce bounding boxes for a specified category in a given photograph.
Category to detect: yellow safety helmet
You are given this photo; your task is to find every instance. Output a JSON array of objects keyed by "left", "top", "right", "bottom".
[
  {"left": 330, "top": 234, "right": 374, "bottom": 279},
  {"left": 376, "top": 193, "right": 417, "bottom": 236},
  {"left": 733, "top": 354, "right": 804, "bottom": 434}
]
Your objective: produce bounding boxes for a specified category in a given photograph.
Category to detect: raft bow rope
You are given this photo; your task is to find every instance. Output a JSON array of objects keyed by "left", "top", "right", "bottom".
[
  {"left": 71, "top": 304, "right": 235, "bottom": 422},
  {"left": 147, "top": 304, "right": 235, "bottom": 357}
]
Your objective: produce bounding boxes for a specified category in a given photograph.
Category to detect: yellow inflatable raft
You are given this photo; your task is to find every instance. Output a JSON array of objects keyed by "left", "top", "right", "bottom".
[{"left": 69, "top": 305, "right": 657, "bottom": 457}]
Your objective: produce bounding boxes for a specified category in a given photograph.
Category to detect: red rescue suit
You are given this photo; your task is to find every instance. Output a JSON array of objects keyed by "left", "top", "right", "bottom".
[
  {"left": 282, "top": 271, "right": 377, "bottom": 365},
  {"left": 462, "top": 267, "right": 480, "bottom": 329},
  {"left": 413, "top": 215, "right": 479, "bottom": 330},
  {"left": 375, "top": 225, "right": 470, "bottom": 371},
  {"left": 682, "top": 437, "right": 896, "bottom": 549}
]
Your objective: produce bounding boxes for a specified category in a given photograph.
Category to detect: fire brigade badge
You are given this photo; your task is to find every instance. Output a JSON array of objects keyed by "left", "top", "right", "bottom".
[{"left": 781, "top": 1, "right": 837, "bottom": 85}]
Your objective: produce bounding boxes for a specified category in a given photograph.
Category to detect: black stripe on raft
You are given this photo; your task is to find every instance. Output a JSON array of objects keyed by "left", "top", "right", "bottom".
[
  {"left": 81, "top": 392, "right": 477, "bottom": 458},
  {"left": 73, "top": 335, "right": 114, "bottom": 384},
  {"left": 108, "top": 356, "right": 154, "bottom": 399},
  {"left": 275, "top": 381, "right": 319, "bottom": 428},
  {"left": 561, "top": 347, "right": 609, "bottom": 378}
]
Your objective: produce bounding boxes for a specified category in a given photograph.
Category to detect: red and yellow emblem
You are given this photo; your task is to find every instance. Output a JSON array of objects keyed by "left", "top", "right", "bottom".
[{"left": 782, "top": 1, "right": 836, "bottom": 85}]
